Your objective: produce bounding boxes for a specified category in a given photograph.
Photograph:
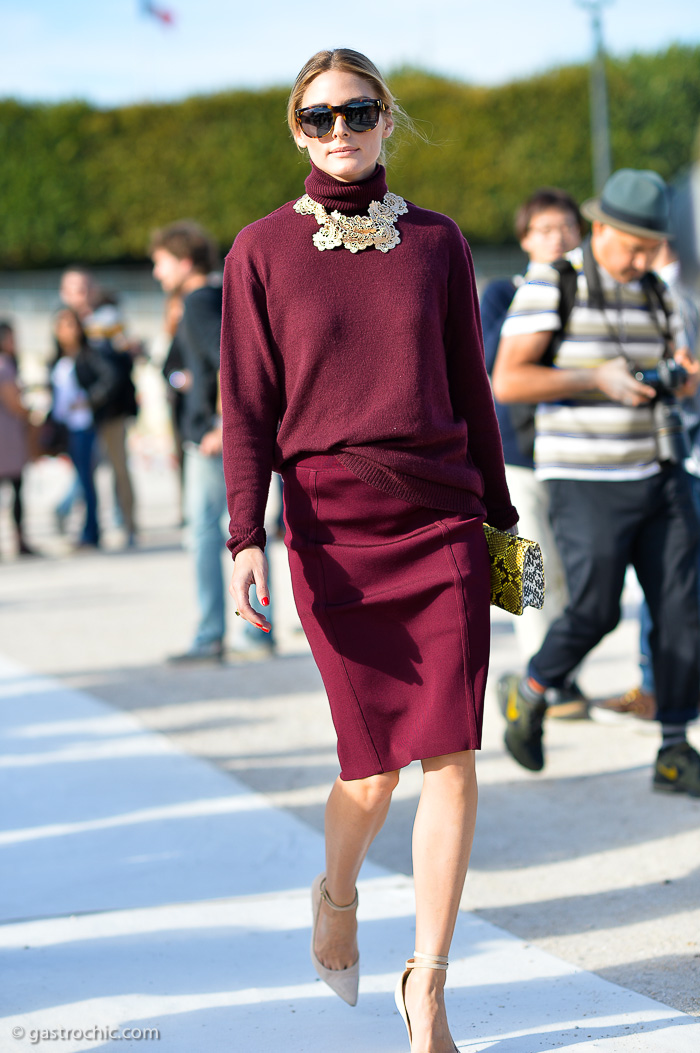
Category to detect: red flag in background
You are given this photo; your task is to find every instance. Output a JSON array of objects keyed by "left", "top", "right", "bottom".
[{"left": 141, "top": 2, "right": 176, "bottom": 25}]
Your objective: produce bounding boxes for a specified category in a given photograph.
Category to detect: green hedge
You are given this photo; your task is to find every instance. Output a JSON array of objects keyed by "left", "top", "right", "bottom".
[{"left": 1, "top": 45, "right": 698, "bottom": 268}]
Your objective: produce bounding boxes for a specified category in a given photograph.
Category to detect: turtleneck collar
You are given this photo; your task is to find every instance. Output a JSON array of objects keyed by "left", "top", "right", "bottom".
[{"left": 303, "top": 163, "right": 389, "bottom": 215}]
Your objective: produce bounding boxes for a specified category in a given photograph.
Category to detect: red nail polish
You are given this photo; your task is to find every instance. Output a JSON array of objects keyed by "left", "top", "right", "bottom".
[
  {"left": 261, "top": 597, "right": 269, "bottom": 606},
  {"left": 257, "top": 624, "right": 270, "bottom": 633}
]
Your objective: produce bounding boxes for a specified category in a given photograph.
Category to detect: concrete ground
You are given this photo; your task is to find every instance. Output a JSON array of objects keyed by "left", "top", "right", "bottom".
[{"left": 1, "top": 448, "right": 699, "bottom": 1051}]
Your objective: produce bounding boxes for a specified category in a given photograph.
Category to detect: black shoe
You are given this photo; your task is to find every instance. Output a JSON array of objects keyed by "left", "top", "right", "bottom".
[
  {"left": 500, "top": 675, "right": 547, "bottom": 772},
  {"left": 653, "top": 742, "right": 700, "bottom": 797},
  {"left": 498, "top": 672, "right": 588, "bottom": 720},
  {"left": 18, "top": 538, "right": 39, "bottom": 557},
  {"left": 544, "top": 680, "right": 589, "bottom": 720},
  {"left": 167, "top": 640, "right": 224, "bottom": 664}
]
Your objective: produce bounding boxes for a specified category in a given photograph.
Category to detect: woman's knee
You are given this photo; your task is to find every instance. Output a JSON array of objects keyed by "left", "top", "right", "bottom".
[
  {"left": 421, "top": 751, "right": 476, "bottom": 790},
  {"left": 343, "top": 769, "right": 399, "bottom": 812}
]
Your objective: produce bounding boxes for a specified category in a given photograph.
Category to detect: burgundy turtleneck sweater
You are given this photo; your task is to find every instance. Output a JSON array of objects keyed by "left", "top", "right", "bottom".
[{"left": 220, "top": 163, "right": 517, "bottom": 558}]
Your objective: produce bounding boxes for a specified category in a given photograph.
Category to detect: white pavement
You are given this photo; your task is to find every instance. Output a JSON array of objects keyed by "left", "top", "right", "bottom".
[{"left": 2, "top": 652, "right": 699, "bottom": 1053}]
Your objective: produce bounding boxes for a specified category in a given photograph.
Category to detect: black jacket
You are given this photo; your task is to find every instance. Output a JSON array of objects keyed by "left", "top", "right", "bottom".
[
  {"left": 75, "top": 341, "right": 137, "bottom": 423},
  {"left": 177, "top": 284, "right": 222, "bottom": 444}
]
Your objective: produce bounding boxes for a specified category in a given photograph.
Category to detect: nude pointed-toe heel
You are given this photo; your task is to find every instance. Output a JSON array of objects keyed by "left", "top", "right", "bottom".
[
  {"left": 310, "top": 873, "right": 360, "bottom": 1006},
  {"left": 394, "top": 952, "right": 457, "bottom": 1050}
]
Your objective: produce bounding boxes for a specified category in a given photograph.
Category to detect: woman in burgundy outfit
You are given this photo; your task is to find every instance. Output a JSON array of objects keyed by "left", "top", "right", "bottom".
[{"left": 221, "top": 48, "right": 517, "bottom": 1051}]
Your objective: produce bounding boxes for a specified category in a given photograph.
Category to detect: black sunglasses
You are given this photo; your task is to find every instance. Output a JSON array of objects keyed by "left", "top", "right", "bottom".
[{"left": 295, "top": 98, "right": 386, "bottom": 139}]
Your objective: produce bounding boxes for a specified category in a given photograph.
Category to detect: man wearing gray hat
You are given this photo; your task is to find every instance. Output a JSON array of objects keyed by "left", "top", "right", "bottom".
[{"left": 493, "top": 168, "right": 700, "bottom": 796}]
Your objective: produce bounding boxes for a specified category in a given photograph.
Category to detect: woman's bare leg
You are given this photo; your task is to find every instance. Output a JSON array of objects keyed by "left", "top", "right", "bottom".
[
  {"left": 315, "top": 770, "right": 399, "bottom": 971},
  {"left": 404, "top": 750, "right": 478, "bottom": 1052}
]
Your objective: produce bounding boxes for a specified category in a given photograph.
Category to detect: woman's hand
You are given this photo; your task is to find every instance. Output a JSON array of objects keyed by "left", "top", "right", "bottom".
[{"left": 229, "top": 545, "right": 271, "bottom": 633}]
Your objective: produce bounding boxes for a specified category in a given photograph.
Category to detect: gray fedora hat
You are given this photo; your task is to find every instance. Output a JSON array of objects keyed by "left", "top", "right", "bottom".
[{"left": 581, "top": 168, "right": 671, "bottom": 240}]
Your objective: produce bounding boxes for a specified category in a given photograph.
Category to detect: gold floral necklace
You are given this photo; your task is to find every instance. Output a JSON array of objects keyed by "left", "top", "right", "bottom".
[{"left": 293, "top": 191, "right": 408, "bottom": 253}]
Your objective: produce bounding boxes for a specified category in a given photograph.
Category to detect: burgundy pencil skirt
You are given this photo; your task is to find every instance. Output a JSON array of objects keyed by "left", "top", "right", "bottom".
[{"left": 281, "top": 456, "right": 491, "bottom": 781}]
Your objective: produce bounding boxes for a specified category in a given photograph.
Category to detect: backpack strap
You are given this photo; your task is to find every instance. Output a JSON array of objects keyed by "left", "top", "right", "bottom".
[
  {"left": 506, "top": 255, "right": 578, "bottom": 459},
  {"left": 582, "top": 236, "right": 605, "bottom": 312},
  {"left": 541, "top": 257, "right": 578, "bottom": 367}
]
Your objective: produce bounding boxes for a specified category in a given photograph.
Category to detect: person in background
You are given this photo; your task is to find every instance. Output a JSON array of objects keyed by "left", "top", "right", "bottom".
[
  {"left": 493, "top": 168, "right": 700, "bottom": 797},
  {"left": 592, "top": 238, "right": 700, "bottom": 725},
  {"left": 50, "top": 310, "right": 104, "bottom": 549},
  {"left": 150, "top": 222, "right": 229, "bottom": 663},
  {"left": 59, "top": 266, "right": 139, "bottom": 546},
  {"left": 0, "top": 321, "right": 35, "bottom": 557},
  {"left": 481, "top": 189, "right": 585, "bottom": 716}
]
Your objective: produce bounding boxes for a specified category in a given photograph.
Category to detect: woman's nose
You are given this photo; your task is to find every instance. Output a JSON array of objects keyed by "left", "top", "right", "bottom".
[{"left": 333, "top": 114, "right": 349, "bottom": 136}]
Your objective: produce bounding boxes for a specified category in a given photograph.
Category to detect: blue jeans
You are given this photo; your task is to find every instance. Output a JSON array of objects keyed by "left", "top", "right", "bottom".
[
  {"left": 68, "top": 428, "right": 99, "bottom": 545},
  {"left": 639, "top": 472, "right": 700, "bottom": 693},
  {"left": 183, "top": 445, "right": 228, "bottom": 647}
]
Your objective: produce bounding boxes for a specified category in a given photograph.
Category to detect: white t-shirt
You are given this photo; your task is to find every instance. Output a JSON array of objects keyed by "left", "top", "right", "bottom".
[{"left": 51, "top": 356, "right": 93, "bottom": 430}]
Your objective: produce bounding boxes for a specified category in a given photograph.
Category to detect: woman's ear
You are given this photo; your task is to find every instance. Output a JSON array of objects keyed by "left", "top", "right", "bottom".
[
  {"left": 293, "top": 126, "right": 308, "bottom": 151},
  {"left": 382, "top": 112, "right": 394, "bottom": 139}
]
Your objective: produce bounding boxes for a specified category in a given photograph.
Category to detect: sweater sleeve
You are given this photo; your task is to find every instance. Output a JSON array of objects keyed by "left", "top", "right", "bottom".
[
  {"left": 445, "top": 236, "right": 518, "bottom": 531},
  {"left": 220, "top": 247, "right": 281, "bottom": 560}
]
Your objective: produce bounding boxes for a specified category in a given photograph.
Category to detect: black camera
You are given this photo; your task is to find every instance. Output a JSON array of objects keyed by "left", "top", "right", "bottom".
[
  {"left": 633, "top": 358, "right": 688, "bottom": 396},
  {"left": 632, "top": 359, "right": 689, "bottom": 465}
]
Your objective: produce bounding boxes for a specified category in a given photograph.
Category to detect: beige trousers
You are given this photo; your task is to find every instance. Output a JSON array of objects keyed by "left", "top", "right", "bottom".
[{"left": 99, "top": 416, "right": 135, "bottom": 535}]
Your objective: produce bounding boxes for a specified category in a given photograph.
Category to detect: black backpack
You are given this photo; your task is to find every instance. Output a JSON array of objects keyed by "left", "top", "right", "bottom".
[{"left": 507, "top": 257, "right": 578, "bottom": 459}]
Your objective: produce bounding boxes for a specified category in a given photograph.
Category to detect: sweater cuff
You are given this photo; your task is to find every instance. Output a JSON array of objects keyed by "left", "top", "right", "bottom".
[
  {"left": 485, "top": 505, "right": 519, "bottom": 532},
  {"left": 226, "top": 526, "right": 267, "bottom": 561}
]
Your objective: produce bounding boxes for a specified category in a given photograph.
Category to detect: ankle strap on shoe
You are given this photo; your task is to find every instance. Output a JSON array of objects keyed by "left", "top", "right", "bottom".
[
  {"left": 319, "top": 877, "right": 358, "bottom": 912},
  {"left": 405, "top": 952, "right": 449, "bottom": 971}
]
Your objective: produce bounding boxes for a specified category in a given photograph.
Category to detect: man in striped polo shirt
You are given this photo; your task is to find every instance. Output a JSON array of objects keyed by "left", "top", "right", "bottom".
[{"left": 493, "top": 168, "right": 700, "bottom": 797}]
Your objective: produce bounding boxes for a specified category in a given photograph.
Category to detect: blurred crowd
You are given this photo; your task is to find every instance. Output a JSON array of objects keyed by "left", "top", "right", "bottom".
[{"left": 1, "top": 269, "right": 142, "bottom": 555}]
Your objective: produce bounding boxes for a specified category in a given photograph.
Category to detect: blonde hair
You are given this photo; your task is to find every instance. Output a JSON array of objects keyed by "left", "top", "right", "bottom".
[{"left": 287, "top": 48, "right": 413, "bottom": 162}]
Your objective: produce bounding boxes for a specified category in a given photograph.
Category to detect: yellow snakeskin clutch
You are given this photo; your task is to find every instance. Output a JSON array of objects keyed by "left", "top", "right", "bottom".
[{"left": 483, "top": 524, "right": 545, "bottom": 616}]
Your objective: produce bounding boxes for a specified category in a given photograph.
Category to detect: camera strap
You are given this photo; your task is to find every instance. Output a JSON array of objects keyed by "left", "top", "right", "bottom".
[
  {"left": 582, "top": 237, "right": 674, "bottom": 360},
  {"left": 639, "top": 272, "right": 674, "bottom": 358}
]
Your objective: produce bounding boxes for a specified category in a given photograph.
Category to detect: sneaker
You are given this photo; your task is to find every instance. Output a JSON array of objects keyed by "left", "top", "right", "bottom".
[
  {"left": 497, "top": 673, "right": 587, "bottom": 721},
  {"left": 167, "top": 640, "right": 224, "bottom": 664},
  {"left": 499, "top": 675, "right": 548, "bottom": 772},
  {"left": 653, "top": 742, "right": 700, "bottom": 797},
  {"left": 544, "top": 680, "right": 589, "bottom": 721},
  {"left": 589, "top": 687, "right": 656, "bottom": 725}
]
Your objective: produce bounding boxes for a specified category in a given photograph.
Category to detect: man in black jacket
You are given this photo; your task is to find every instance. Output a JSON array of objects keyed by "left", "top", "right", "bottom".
[{"left": 151, "top": 222, "right": 228, "bottom": 662}]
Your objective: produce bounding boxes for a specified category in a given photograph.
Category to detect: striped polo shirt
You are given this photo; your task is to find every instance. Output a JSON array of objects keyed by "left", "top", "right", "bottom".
[{"left": 500, "top": 247, "right": 684, "bottom": 482}]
